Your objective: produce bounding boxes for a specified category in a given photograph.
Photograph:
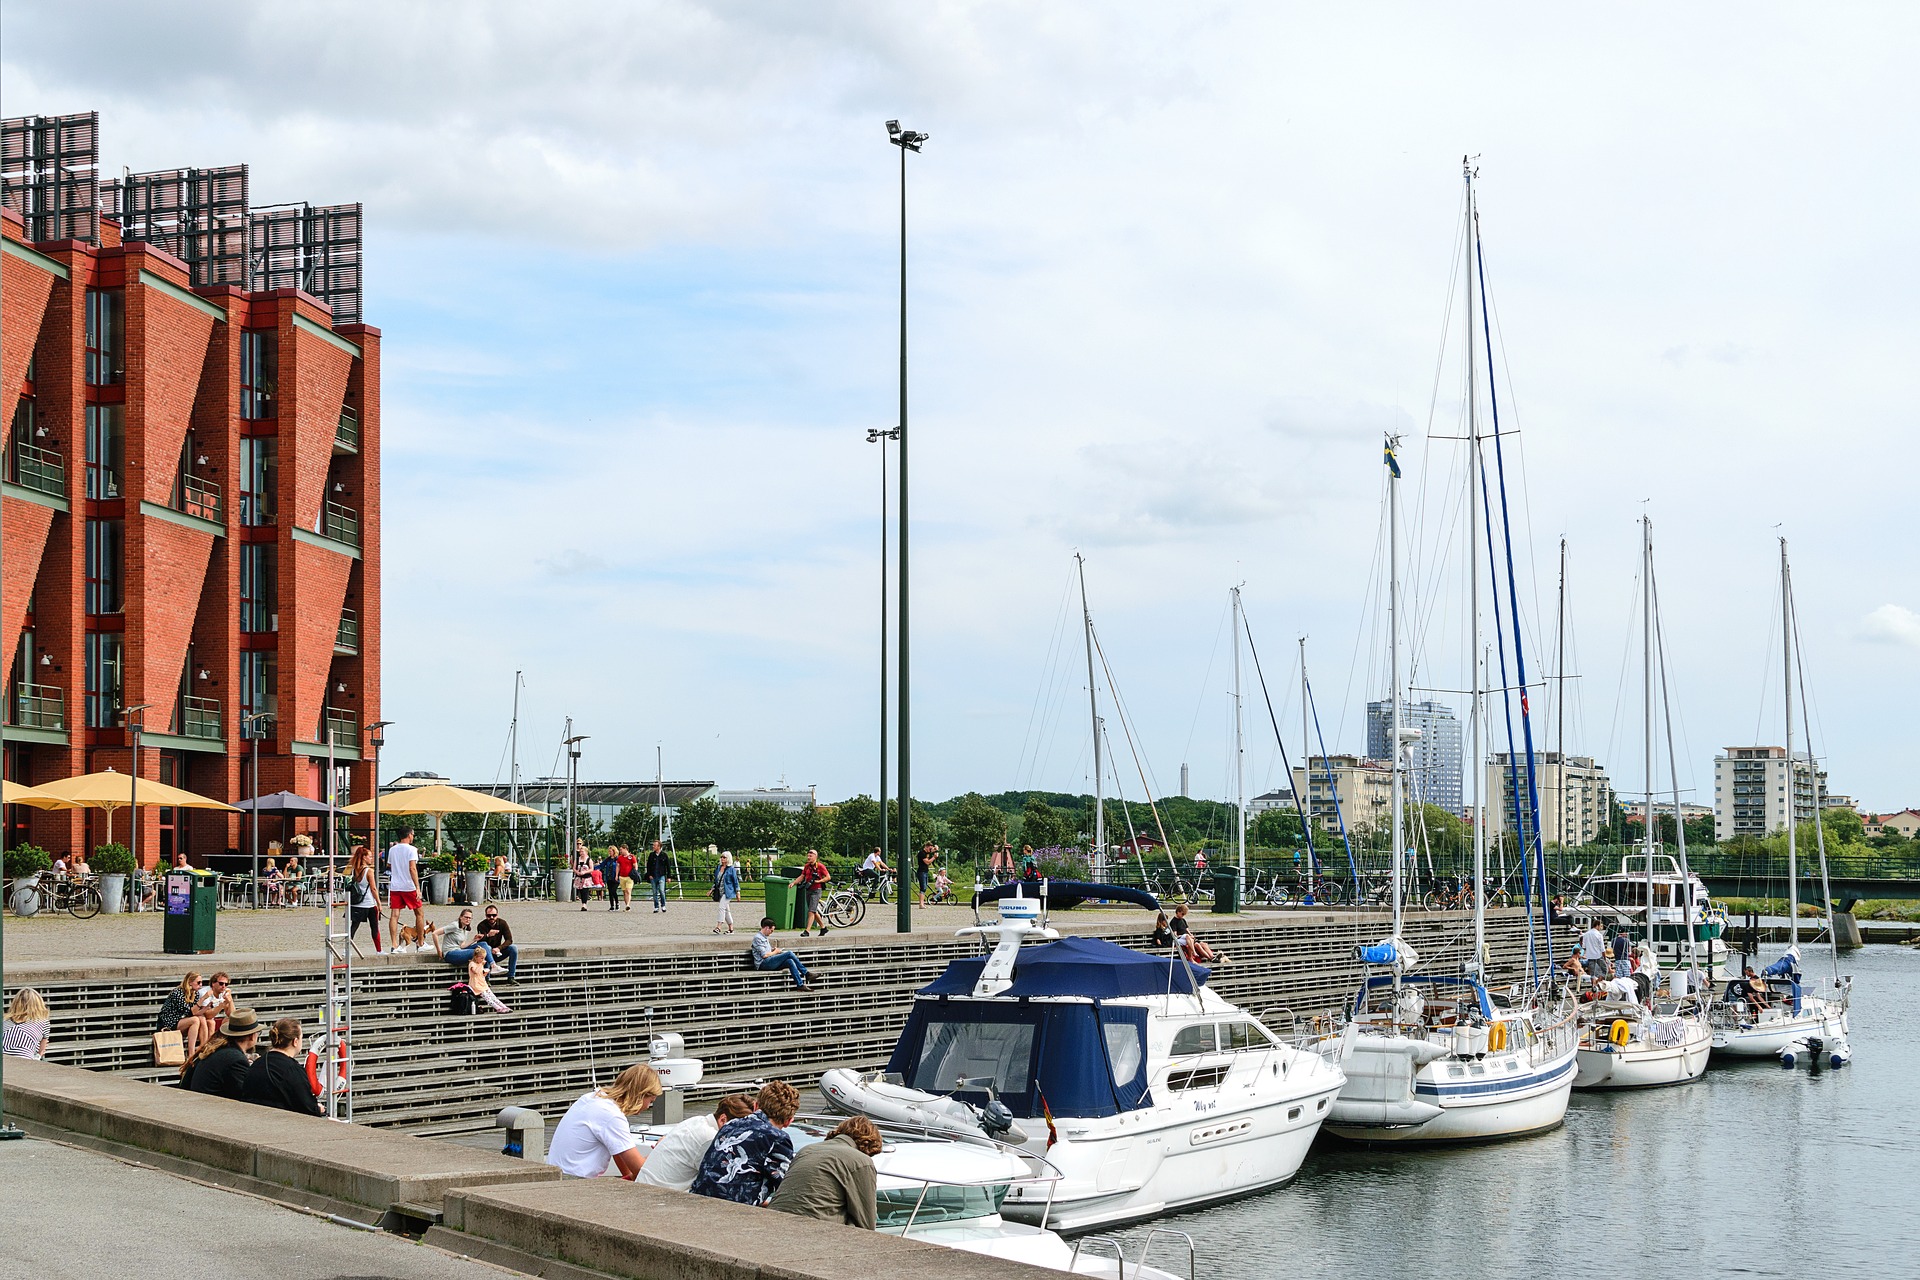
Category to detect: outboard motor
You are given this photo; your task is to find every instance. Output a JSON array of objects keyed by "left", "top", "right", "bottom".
[
  {"left": 1804, "top": 1036, "right": 1826, "bottom": 1075},
  {"left": 977, "top": 1099, "right": 1018, "bottom": 1141}
]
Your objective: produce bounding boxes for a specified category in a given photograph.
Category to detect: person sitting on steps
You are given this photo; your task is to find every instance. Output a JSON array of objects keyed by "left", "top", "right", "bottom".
[
  {"left": 1170, "top": 904, "right": 1227, "bottom": 964},
  {"left": 751, "top": 918, "right": 818, "bottom": 991}
]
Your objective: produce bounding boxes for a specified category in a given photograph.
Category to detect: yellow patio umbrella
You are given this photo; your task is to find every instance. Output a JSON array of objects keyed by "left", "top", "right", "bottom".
[
  {"left": 35, "top": 768, "right": 239, "bottom": 845},
  {"left": 1, "top": 780, "right": 80, "bottom": 810},
  {"left": 341, "top": 783, "right": 547, "bottom": 854}
]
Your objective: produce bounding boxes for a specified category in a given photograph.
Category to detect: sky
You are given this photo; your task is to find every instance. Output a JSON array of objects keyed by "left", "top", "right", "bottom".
[{"left": 5, "top": 1, "right": 1917, "bottom": 811}]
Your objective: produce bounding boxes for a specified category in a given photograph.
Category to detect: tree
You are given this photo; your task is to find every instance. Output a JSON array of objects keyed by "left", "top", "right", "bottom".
[
  {"left": 1019, "top": 797, "right": 1074, "bottom": 850},
  {"left": 949, "top": 792, "right": 1008, "bottom": 856},
  {"left": 783, "top": 804, "right": 832, "bottom": 857},
  {"left": 828, "top": 795, "right": 881, "bottom": 859},
  {"left": 1251, "top": 808, "right": 1304, "bottom": 849},
  {"left": 610, "top": 802, "right": 656, "bottom": 851}
]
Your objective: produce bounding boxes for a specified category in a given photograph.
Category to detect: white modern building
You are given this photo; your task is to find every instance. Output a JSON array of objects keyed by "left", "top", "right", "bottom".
[
  {"left": 1368, "top": 700, "right": 1463, "bottom": 817},
  {"left": 1485, "top": 752, "right": 1612, "bottom": 848},
  {"left": 1712, "top": 746, "right": 1825, "bottom": 841}
]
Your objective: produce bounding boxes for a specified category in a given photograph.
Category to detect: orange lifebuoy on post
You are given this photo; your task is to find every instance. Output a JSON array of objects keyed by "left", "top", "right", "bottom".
[{"left": 306, "top": 1033, "right": 350, "bottom": 1100}]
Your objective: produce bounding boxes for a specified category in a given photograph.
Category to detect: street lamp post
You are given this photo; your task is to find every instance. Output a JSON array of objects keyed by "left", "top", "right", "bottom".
[
  {"left": 121, "top": 704, "right": 151, "bottom": 864},
  {"left": 564, "top": 727, "right": 587, "bottom": 900},
  {"left": 886, "top": 118, "right": 926, "bottom": 935},
  {"left": 865, "top": 426, "right": 898, "bottom": 890},
  {"left": 364, "top": 719, "right": 391, "bottom": 857},
  {"left": 243, "top": 712, "right": 276, "bottom": 908}
]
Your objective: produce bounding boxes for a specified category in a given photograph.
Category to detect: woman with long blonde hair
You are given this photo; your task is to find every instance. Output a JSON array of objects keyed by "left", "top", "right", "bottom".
[
  {"left": 346, "top": 844, "right": 382, "bottom": 952},
  {"left": 155, "top": 971, "right": 215, "bottom": 1058},
  {"left": 547, "top": 1063, "right": 662, "bottom": 1179},
  {"left": 4, "top": 988, "right": 50, "bottom": 1060}
]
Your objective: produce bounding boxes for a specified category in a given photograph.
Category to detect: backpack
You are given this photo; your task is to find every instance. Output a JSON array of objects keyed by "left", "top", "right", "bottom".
[{"left": 447, "top": 983, "right": 475, "bottom": 1016}]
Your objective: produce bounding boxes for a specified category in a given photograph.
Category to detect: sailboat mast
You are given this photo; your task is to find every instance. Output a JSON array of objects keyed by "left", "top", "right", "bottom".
[
  {"left": 1781, "top": 538, "right": 1799, "bottom": 948},
  {"left": 1555, "top": 540, "right": 1567, "bottom": 855},
  {"left": 1388, "top": 434, "right": 1405, "bottom": 952},
  {"left": 1300, "top": 637, "right": 1310, "bottom": 869},
  {"left": 1651, "top": 558, "right": 1698, "bottom": 975},
  {"left": 1233, "top": 586, "right": 1247, "bottom": 876},
  {"left": 1077, "top": 554, "right": 1104, "bottom": 870},
  {"left": 1643, "top": 516, "right": 1656, "bottom": 952},
  {"left": 1465, "top": 166, "right": 1486, "bottom": 965}
]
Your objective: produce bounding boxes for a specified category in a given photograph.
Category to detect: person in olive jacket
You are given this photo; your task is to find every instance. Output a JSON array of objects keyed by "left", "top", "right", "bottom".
[
  {"left": 181, "top": 1008, "right": 260, "bottom": 1098},
  {"left": 246, "top": 1017, "right": 324, "bottom": 1117}
]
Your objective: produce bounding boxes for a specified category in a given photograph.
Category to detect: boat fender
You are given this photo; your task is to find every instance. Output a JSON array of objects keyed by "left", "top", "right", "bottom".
[
  {"left": 1608, "top": 1020, "right": 1632, "bottom": 1048},
  {"left": 1778, "top": 1041, "right": 1802, "bottom": 1069},
  {"left": 1828, "top": 1038, "right": 1852, "bottom": 1069},
  {"left": 1487, "top": 1022, "right": 1507, "bottom": 1053}
]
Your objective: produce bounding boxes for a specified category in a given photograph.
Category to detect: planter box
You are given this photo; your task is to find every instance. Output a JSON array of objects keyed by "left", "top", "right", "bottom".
[
  {"left": 100, "top": 874, "right": 127, "bottom": 914},
  {"left": 554, "top": 870, "right": 574, "bottom": 902},
  {"left": 427, "top": 872, "right": 453, "bottom": 905}
]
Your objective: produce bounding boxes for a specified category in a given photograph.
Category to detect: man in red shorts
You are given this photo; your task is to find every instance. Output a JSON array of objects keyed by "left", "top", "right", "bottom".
[{"left": 386, "top": 827, "right": 424, "bottom": 947}]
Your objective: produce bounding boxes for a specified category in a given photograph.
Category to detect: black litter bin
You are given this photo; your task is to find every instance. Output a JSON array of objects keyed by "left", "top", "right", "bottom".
[
  {"left": 1210, "top": 867, "right": 1241, "bottom": 914},
  {"left": 163, "top": 870, "right": 219, "bottom": 954}
]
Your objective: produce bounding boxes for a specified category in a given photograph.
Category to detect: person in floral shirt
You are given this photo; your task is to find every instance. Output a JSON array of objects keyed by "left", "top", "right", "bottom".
[{"left": 690, "top": 1080, "right": 799, "bottom": 1205}]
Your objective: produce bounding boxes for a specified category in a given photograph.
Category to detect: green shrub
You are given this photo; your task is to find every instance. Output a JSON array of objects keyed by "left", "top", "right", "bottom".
[
  {"left": 421, "top": 853, "right": 458, "bottom": 874},
  {"left": 4, "top": 844, "right": 52, "bottom": 877},
  {"left": 91, "top": 843, "right": 136, "bottom": 876}
]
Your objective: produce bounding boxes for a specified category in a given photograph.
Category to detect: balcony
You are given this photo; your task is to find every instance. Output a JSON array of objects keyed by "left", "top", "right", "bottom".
[
  {"left": 6, "top": 441, "right": 66, "bottom": 501},
  {"left": 335, "top": 607, "right": 359, "bottom": 655},
  {"left": 322, "top": 706, "right": 358, "bottom": 751},
  {"left": 8, "top": 682, "right": 66, "bottom": 731},
  {"left": 323, "top": 500, "right": 359, "bottom": 548},
  {"left": 176, "top": 695, "right": 221, "bottom": 741},
  {"left": 335, "top": 409, "right": 359, "bottom": 453},
  {"left": 179, "top": 474, "right": 222, "bottom": 523}
]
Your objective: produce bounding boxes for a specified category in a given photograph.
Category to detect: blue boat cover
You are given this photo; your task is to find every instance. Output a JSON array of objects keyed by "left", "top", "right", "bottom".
[
  {"left": 972, "top": 881, "right": 1160, "bottom": 912},
  {"left": 1352, "top": 973, "right": 1495, "bottom": 1019},
  {"left": 918, "top": 935, "right": 1209, "bottom": 999}
]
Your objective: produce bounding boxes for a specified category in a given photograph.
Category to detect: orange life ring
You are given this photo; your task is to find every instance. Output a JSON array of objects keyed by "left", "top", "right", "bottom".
[{"left": 306, "top": 1035, "right": 350, "bottom": 1098}]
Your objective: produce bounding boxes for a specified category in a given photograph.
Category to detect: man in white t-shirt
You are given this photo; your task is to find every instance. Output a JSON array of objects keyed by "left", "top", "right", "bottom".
[
  {"left": 546, "top": 1064, "right": 661, "bottom": 1179},
  {"left": 1579, "top": 922, "right": 1607, "bottom": 978},
  {"left": 385, "top": 828, "right": 423, "bottom": 948},
  {"left": 635, "top": 1094, "right": 756, "bottom": 1191}
]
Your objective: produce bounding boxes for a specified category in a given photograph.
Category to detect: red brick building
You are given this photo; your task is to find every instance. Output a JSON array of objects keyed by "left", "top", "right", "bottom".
[{"left": 2, "top": 111, "right": 379, "bottom": 867}]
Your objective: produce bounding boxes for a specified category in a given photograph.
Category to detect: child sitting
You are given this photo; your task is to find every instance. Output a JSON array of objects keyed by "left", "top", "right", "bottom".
[{"left": 467, "top": 951, "right": 511, "bottom": 1014}]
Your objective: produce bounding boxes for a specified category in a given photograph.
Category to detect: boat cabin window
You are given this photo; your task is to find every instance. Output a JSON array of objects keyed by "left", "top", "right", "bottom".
[
  {"left": 1102, "top": 1019, "right": 1145, "bottom": 1082},
  {"left": 1170, "top": 1024, "right": 1217, "bottom": 1057},
  {"left": 876, "top": 1182, "right": 1008, "bottom": 1228},
  {"left": 1221, "top": 1020, "right": 1271, "bottom": 1051},
  {"left": 1167, "top": 1063, "right": 1231, "bottom": 1092},
  {"left": 911, "top": 1019, "right": 1033, "bottom": 1095}
]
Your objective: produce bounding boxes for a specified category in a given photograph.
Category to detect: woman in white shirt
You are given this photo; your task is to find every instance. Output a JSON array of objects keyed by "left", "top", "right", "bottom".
[
  {"left": 635, "top": 1093, "right": 756, "bottom": 1191},
  {"left": 547, "top": 1063, "right": 662, "bottom": 1179}
]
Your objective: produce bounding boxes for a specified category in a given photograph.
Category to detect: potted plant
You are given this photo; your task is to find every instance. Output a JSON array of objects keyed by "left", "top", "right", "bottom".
[
  {"left": 5, "top": 844, "right": 52, "bottom": 916},
  {"left": 92, "top": 843, "right": 136, "bottom": 914},
  {"left": 461, "top": 850, "right": 490, "bottom": 906},
  {"left": 547, "top": 843, "right": 573, "bottom": 903},
  {"left": 422, "top": 853, "right": 457, "bottom": 905}
]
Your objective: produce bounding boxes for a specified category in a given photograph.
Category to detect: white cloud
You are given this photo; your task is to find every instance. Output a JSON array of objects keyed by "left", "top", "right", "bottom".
[{"left": 1859, "top": 605, "right": 1920, "bottom": 651}]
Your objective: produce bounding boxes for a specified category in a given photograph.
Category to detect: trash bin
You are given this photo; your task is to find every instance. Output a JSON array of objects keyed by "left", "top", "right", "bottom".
[
  {"left": 762, "top": 874, "right": 794, "bottom": 931},
  {"left": 1210, "top": 867, "right": 1241, "bottom": 915},
  {"left": 163, "top": 870, "right": 219, "bottom": 954}
]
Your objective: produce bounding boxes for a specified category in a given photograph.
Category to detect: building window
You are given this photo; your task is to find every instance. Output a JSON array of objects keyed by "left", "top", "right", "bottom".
[
  {"left": 239, "top": 544, "right": 278, "bottom": 632},
  {"left": 85, "top": 632, "right": 123, "bottom": 728},
  {"left": 240, "top": 330, "right": 277, "bottom": 419},
  {"left": 85, "top": 404, "right": 124, "bottom": 499},
  {"left": 239, "top": 436, "right": 277, "bottom": 525},
  {"left": 85, "top": 289, "right": 124, "bottom": 386},
  {"left": 85, "top": 519, "right": 124, "bottom": 614},
  {"left": 240, "top": 650, "right": 277, "bottom": 736}
]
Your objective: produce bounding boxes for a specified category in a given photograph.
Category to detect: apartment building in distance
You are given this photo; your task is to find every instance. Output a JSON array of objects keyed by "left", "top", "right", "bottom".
[
  {"left": 1485, "top": 751, "right": 1613, "bottom": 848},
  {"left": 1712, "top": 746, "right": 1826, "bottom": 842},
  {"left": 1368, "top": 698, "right": 1463, "bottom": 817},
  {"left": 1, "top": 110, "right": 378, "bottom": 866},
  {"left": 1290, "top": 755, "right": 1392, "bottom": 835}
]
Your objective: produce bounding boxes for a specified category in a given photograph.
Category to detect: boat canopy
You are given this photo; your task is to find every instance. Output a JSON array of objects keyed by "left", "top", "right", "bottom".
[
  {"left": 918, "top": 936, "right": 1207, "bottom": 1000},
  {"left": 1352, "top": 973, "right": 1495, "bottom": 1019},
  {"left": 972, "top": 881, "right": 1160, "bottom": 912},
  {"left": 886, "top": 997, "right": 1154, "bottom": 1119}
]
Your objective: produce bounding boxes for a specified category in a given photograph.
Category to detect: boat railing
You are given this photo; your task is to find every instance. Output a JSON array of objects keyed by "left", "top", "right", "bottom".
[
  {"left": 880, "top": 1153, "right": 1063, "bottom": 1237},
  {"left": 1069, "top": 1228, "right": 1197, "bottom": 1280}
]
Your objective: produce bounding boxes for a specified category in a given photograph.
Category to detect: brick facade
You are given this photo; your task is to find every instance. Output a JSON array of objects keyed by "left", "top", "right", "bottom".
[{"left": 2, "top": 203, "right": 381, "bottom": 867}]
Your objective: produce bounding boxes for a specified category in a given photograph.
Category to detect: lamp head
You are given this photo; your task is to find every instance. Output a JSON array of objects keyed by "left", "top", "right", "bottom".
[{"left": 886, "top": 120, "right": 927, "bottom": 152}]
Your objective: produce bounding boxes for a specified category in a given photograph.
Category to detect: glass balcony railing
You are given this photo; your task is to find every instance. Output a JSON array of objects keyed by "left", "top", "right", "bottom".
[
  {"left": 335, "top": 607, "right": 359, "bottom": 654},
  {"left": 323, "top": 500, "right": 359, "bottom": 547},
  {"left": 180, "top": 474, "right": 222, "bottom": 523},
  {"left": 6, "top": 441, "right": 66, "bottom": 500},
  {"left": 8, "top": 682, "right": 66, "bottom": 731},
  {"left": 178, "top": 695, "right": 221, "bottom": 741}
]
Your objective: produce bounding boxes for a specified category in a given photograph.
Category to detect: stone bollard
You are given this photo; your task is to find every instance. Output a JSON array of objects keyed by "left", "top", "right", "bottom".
[
  {"left": 496, "top": 1106, "right": 546, "bottom": 1161},
  {"left": 1832, "top": 911, "right": 1863, "bottom": 952}
]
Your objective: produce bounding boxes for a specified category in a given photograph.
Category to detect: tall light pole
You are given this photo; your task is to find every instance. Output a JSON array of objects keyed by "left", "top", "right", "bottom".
[
  {"left": 121, "top": 704, "right": 151, "bottom": 863},
  {"left": 866, "top": 426, "right": 897, "bottom": 886},
  {"left": 564, "top": 727, "right": 587, "bottom": 899},
  {"left": 886, "top": 118, "right": 926, "bottom": 935},
  {"left": 243, "top": 711, "right": 275, "bottom": 907},
  {"left": 364, "top": 720, "right": 391, "bottom": 855}
]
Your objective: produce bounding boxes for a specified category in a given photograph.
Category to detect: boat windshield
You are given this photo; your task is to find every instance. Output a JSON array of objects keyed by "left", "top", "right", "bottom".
[
  {"left": 911, "top": 1019, "right": 1034, "bottom": 1095},
  {"left": 877, "top": 1181, "right": 1009, "bottom": 1228}
]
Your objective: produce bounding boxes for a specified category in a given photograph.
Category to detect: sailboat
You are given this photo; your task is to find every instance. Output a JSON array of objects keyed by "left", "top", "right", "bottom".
[
  {"left": 1571, "top": 516, "right": 1711, "bottom": 1090},
  {"left": 1314, "top": 165, "right": 1577, "bottom": 1143},
  {"left": 1708, "top": 540, "right": 1853, "bottom": 1066}
]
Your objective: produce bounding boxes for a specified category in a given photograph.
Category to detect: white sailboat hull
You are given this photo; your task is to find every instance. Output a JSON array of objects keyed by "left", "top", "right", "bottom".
[
  {"left": 1574, "top": 1020, "right": 1711, "bottom": 1090},
  {"left": 1322, "top": 1039, "right": 1577, "bottom": 1145},
  {"left": 999, "top": 1074, "right": 1343, "bottom": 1234},
  {"left": 1711, "top": 1001, "right": 1849, "bottom": 1058}
]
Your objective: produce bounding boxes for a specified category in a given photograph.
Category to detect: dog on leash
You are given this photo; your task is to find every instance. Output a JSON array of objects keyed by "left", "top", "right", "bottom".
[{"left": 394, "top": 918, "right": 435, "bottom": 952}]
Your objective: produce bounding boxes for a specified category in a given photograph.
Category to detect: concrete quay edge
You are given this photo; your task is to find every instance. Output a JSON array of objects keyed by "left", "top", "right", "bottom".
[
  {"left": 3, "top": 1057, "right": 559, "bottom": 1219},
  {"left": 435, "top": 1178, "right": 1065, "bottom": 1280}
]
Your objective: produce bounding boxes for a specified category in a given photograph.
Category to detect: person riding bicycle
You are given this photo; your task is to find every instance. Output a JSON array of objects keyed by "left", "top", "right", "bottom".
[
  {"left": 856, "top": 848, "right": 889, "bottom": 894},
  {"left": 929, "top": 866, "right": 953, "bottom": 903}
]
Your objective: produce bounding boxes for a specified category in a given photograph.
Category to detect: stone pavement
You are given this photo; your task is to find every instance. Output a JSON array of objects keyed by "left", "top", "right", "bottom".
[{"left": 3, "top": 1136, "right": 520, "bottom": 1279}]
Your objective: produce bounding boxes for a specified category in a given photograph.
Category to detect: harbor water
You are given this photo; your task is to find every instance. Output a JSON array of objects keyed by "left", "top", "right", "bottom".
[{"left": 1112, "top": 942, "right": 1919, "bottom": 1279}]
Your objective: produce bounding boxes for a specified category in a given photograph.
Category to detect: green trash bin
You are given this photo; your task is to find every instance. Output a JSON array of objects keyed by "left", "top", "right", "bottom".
[
  {"left": 1210, "top": 867, "right": 1241, "bottom": 915},
  {"left": 163, "top": 870, "right": 219, "bottom": 954},
  {"left": 761, "top": 874, "right": 795, "bottom": 931}
]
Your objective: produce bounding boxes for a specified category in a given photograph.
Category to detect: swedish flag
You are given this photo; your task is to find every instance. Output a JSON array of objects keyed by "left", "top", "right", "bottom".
[{"left": 1384, "top": 440, "right": 1401, "bottom": 478}]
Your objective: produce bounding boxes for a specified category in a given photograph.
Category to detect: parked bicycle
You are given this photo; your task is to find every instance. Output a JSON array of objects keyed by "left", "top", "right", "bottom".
[
  {"left": 1267, "top": 873, "right": 1349, "bottom": 907},
  {"left": 31, "top": 873, "right": 103, "bottom": 919},
  {"left": 1420, "top": 878, "right": 1511, "bottom": 911},
  {"left": 821, "top": 886, "right": 867, "bottom": 929}
]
